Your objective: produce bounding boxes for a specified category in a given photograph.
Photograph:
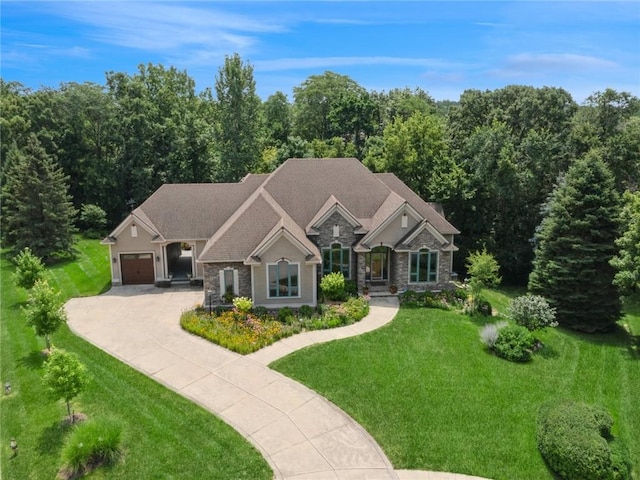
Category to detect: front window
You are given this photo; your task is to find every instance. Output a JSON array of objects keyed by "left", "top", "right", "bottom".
[
  {"left": 268, "top": 260, "right": 299, "bottom": 297},
  {"left": 322, "top": 243, "right": 350, "bottom": 278},
  {"left": 410, "top": 249, "right": 438, "bottom": 283},
  {"left": 223, "top": 269, "right": 235, "bottom": 295}
]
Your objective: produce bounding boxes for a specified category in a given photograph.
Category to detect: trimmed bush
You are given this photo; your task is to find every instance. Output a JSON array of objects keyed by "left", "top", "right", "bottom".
[
  {"left": 60, "top": 417, "right": 123, "bottom": 477},
  {"left": 298, "top": 304, "right": 314, "bottom": 318},
  {"left": 320, "top": 272, "right": 346, "bottom": 301},
  {"left": 277, "top": 307, "right": 294, "bottom": 323},
  {"left": 537, "top": 401, "right": 631, "bottom": 480},
  {"left": 509, "top": 295, "right": 558, "bottom": 331},
  {"left": 493, "top": 324, "right": 535, "bottom": 362}
]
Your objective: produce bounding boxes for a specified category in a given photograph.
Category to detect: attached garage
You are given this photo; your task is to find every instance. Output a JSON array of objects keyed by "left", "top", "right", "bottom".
[{"left": 120, "top": 253, "right": 155, "bottom": 285}]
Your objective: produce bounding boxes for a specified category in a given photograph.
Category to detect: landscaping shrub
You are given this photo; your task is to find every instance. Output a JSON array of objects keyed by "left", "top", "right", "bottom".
[
  {"left": 344, "top": 279, "right": 358, "bottom": 297},
  {"left": 398, "top": 289, "right": 466, "bottom": 310},
  {"left": 320, "top": 272, "right": 346, "bottom": 301},
  {"left": 277, "top": 306, "right": 295, "bottom": 323},
  {"left": 493, "top": 324, "right": 535, "bottom": 362},
  {"left": 475, "top": 297, "right": 493, "bottom": 316},
  {"left": 252, "top": 305, "right": 269, "bottom": 319},
  {"left": 13, "top": 247, "right": 45, "bottom": 290},
  {"left": 537, "top": 401, "right": 631, "bottom": 480},
  {"left": 479, "top": 321, "right": 508, "bottom": 349},
  {"left": 298, "top": 304, "right": 314, "bottom": 318},
  {"left": 60, "top": 417, "right": 123, "bottom": 477},
  {"left": 341, "top": 296, "right": 370, "bottom": 322},
  {"left": 508, "top": 295, "right": 558, "bottom": 331},
  {"left": 232, "top": 296, "right": 253, "bottom": 313},
  {"left": 78, "top": 204, "right": 107, "bottom": 239},
  {"left": 181, "top": 296, "right": 371, "bottom": 354}
]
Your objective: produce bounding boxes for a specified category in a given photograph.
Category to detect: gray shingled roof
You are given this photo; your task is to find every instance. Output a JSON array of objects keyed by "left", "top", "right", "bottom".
[
  {"left": 374, "top": 173, "right": 460, "bottom": 234},
  {"left": 124, "top": 158, "right": 458, "bottom": 263},
  {"left": 133, "top": 174, "right": 267, "bottom": 240}
]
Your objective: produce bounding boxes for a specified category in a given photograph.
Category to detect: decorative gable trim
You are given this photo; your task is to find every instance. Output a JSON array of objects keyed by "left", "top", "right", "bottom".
[
  {"left": 355, "top": 202, "right": 423, "bottom": 251},
  {"left": 101, "top": 211, "right": 164, "bottom": 245},
  {"left": 306, "top": 195, "right": 365, "bottom": 235},
  {"left": 245, "top": 220, "right": 322, "bottom": 266},
  {"left": 395, "top": 221, "right": 459, "bottom": 252}
]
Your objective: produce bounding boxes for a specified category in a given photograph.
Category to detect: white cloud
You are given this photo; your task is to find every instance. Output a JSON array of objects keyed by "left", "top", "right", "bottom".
[
  {"left": 253, "top": 56, "right": 466, "bottom": 72},
  {"left": 47, "top": 2, "right": 286, "bottom": 53},
  {"left": 506, "top": 53, "right": 618, "bottom": 71}
]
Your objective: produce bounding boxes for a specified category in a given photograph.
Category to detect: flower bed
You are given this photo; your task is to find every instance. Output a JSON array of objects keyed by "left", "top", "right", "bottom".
[{"left": 181, "top": 296, "right": 370, "bottom": 354}]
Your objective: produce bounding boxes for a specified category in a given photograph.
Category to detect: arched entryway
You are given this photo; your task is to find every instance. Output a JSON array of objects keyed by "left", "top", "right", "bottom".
[
  {"left": 365, "top": 246, "right": 389, "bottom": 285},
  {"left": 166, "top": 242, "right": 194, "bottom": 281}
]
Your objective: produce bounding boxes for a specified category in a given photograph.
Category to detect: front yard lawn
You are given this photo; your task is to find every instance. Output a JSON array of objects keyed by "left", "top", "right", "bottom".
[
  {"left": 271, "top": 290, "right": 640, "bottom": 480},
  {"left": 1, "top": 238, "right": 271, "bottom": 480}
]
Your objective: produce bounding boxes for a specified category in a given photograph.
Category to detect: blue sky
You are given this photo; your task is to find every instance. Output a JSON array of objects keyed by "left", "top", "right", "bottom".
[{"left": 2, "top": 1, "right": 639, "bottom": 103}]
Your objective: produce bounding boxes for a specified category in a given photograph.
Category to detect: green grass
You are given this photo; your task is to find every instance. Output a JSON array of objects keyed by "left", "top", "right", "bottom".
[
  {"left": 1, "top": 238, "right": 272, "bottom": 479},
  {"left": 271, "top": 290, "right": 640, "bottom": 480}
]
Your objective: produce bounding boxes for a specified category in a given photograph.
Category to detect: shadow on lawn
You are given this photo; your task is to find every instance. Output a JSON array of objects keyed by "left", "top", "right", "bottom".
[
  {"left": 561, "top": 324, "right": 639, "bottom": 361},
  {"left": 37, "top": 418, "right": 73, "bottom": 456},
  {"left": 19, "top": 350, "right": 48, "bottom": 370}
]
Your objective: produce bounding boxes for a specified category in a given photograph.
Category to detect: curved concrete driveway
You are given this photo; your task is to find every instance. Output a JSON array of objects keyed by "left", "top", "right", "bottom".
[{"left": 66, "top": 286, "right": 488, "bottom": 480}]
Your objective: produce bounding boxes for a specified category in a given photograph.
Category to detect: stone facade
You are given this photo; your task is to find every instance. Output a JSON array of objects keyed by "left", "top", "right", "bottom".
[
  {"left": 312, "top": 211, "right": 360, "bottom": 280},
  {"left": 203, "top": 262, "right": 251, "bottom": 305}
]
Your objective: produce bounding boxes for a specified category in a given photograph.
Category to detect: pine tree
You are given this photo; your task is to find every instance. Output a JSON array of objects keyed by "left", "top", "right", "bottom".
[
  {"left": 1, "top": 134, "right": 76, "bottom": 261},
  {"left": 529, "top": 150, "right": 622, "bottom": 332}
]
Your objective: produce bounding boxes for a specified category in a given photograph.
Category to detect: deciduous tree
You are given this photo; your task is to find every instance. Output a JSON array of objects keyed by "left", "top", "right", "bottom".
[
  {"left": 213, "top": 54, "right": 261, "bottom": 182},
  {"left": 23, "top": 279, "right": 67, "bottom": 350},
  {"left": 13, "top": 247, "right": 45, "bottom": 290},
  {"left": 43, "top": 349, "right": 88, "bottom": 423}
]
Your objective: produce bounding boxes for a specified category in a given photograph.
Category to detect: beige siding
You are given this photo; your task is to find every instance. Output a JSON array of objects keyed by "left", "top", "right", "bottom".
[
  {"left": 252, "top": 236, "right": 317, "bottom": 307},
  {"left": 109, "top": 221, "right": 163, "bottom": 284},
  {"left": 375, "top": 213, "right": 420, "bottom": 246}
]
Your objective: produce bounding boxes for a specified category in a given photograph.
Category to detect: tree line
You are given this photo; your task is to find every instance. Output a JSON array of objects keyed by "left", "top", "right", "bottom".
[{"left": 1, "top": 54, "right": 639, "bottom": 287}]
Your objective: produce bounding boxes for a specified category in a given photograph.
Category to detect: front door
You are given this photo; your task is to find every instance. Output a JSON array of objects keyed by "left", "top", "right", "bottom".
[{"left": 366, "top": 246, "right": 389, "bottom": 284}]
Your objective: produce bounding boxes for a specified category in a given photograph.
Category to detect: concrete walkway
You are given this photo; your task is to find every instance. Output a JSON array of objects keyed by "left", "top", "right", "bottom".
[{"left": 66, "top": 286, "right": 489, "bottom": 480}]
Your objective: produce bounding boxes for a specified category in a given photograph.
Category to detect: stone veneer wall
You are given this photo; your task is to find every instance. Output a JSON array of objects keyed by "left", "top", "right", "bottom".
[
  {"left": 312, "top": 211, "right": 359, "bottom": 280},
  {"left": 203, "top": 262, "right": 251, "bottom": 305},
  {"left": 395, "top": 228, "right": 454, "bottom": 291}
]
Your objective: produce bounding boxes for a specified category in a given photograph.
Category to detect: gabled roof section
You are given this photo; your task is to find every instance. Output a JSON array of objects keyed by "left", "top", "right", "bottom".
[
  {"left": 106, "top": 174, "right": 268, "bottom": 242},
  {"left": 375, "top": 173, "right": 460, "bottom": 235},
  {"left": 306, "top": 195, "right": 365, "bottom": 235},
  {"left": 395, "top": 220, "right": 459, "bottom": 252},
  {"left": 102, "top": 209, "right": 164, "bottom": 244},
  {"left": 354, "top": 194, "right": 421, "bottom": 250},
  {"left": 261, "top": 158, "right": 392, "bottom": 227},
  {"left": 198, "top": 188, "right": 321, "bottom": 264},
  {"left": 247, "top": 217, "right": 322, "bottom": 265}
]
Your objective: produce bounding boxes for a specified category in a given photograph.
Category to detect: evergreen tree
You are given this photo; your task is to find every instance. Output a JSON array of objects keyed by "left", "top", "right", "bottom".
[
  {"left": 1, "top": 134, "right": 76, "bottom": 261},
  {"left": 214, "top": 54, "right": 261, "bottom": 182},
  {"left": 610, "top": 190, "right": 640, "bottom": 295},
  {"left": 529, "top": 150, "right": 622, "bottom": 332}
]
